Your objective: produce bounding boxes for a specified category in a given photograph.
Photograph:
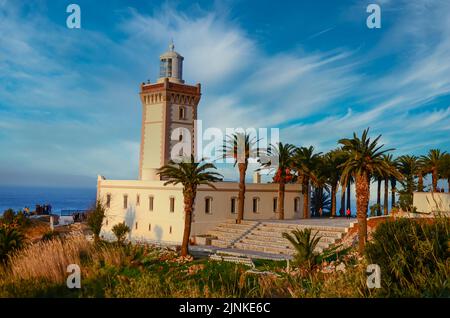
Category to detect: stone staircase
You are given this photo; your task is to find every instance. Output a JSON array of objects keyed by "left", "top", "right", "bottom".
[
  {"left": 207, "top": 220, "right": 260, "bottom": 248},
  {"left": 206, "top": 220, "right": 350, "bottom": 257},
  {"left": 234, "top": 222, "right": 348, "bottom": 256}
]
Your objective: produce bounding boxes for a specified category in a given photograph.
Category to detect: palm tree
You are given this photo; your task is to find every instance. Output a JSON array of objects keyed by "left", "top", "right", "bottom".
[
  {"left": 157, "top": 155, "right": 222, "bottom": 256},
  {"left": 373, "top": 172, "right": 383, "bottom": 216},
  {"left": 311, "top": 160, "right": 330, "bottom": 216},
  {"left": 397, "top": 155, "right": 420, "bottom": 210},
  {"left": 282, "top": 228, "right": 321, "bottom": 270},
  {"left": 390, "top": 159, "right": 399, "bottom": 209},
  {"left": 339, "top": 128, "right": 401, "bottom": 253},
  {"left": 294, "top": 146, "right": 321, "bottom": 219},
  {"left": 382, "top": 154, "right": 397, "bottom": 215},
  {"left": 223, "top": 132, "right": 258, "bottom": 224},
  {"left": 421, "top": 149, "right": 447, "bottom": 192},
  {"left": 439, "top": 153, "right": 450, "bottom": 192},
  {"left": 260, "top": 142, "right": 296, "bottom": 220},
  {"left": 320, "top": 149, "right": 346, "bottom": 217}
]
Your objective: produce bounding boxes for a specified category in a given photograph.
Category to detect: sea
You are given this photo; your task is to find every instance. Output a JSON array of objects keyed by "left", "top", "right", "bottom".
[{"left": 0, "top": 186, "right": 97, "bottom": 215}]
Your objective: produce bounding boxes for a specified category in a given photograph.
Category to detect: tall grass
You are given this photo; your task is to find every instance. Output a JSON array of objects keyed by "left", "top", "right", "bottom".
[{"left": 0, "top": 236, "right": 126, "bottom": 285}]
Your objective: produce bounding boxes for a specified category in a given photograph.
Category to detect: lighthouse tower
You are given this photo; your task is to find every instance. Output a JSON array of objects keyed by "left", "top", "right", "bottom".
[{"left": 138, "top": 42, "right": 201, "bottom": 181}]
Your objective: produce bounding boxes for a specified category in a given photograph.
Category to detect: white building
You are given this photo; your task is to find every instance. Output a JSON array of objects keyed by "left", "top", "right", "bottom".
[{"left": 97, "top": 43, "right": 304, "bottom": 244}]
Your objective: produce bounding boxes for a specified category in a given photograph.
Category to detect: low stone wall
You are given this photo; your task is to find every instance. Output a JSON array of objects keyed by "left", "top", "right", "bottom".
[{"left": 413, "top": 192, "right": 450, "bottom": 213}]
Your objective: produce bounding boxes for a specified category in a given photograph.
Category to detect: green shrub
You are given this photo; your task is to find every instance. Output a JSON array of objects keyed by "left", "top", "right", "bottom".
[
  {"left": 86, "top": 200, "right": 106, "bottom": 242},
  {"left": 0, "top": 225, "right": 25, "bottom": 264},
  {"left": 112, "top": 222, "right": 130, "bottom": 245},
  {"left": 365, "top": 217, "right": 450, "bottom": 297},
  {"left": 1, "top": 209, "right": 15, "bottom": 225}
]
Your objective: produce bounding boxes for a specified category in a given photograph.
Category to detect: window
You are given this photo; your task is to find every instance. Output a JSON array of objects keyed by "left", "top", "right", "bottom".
[
  {"left": 136, "top": 194, "right": 140, "bottom": 206},
  {"left": 205, "top": 197, "right": 212, "bottom": 214},
  {"left": 294, "top": 197, "right": 300, "bottom": 213},
  {"left": 252, "top": 197, "right": 259, "bottom": 213},
  {"left": 159, "top": 58, "right": 167, "bottom": 78},
  {"left": 170, "top": 197, "right": 175, "bottom": 213},
  {"left": 135, "top": 222, "right": 138, "bottom": 230},
  {"left": 273, "top": 197, "right": 278, "bottom": 213},
  {"left": 123, "top": 195, "right": 128, "bottom": 209},
  {"left": 169, "top": 226, "right": 172, "bottom": 234},
  {"left": 231, "top": 197, "right": 236, "bottom": 214},
  {"left": 148, "top": 223, "right": 152, "bottom": 231},
  {"left": 179, "top": 134, "right": 183, "bottom": 141},
  {"left": 167, "top": 58, "right": 172, "bottom": 77},
  {"left": 106, "top": 194, "right": 111, "bottom": 208},
  {"left": 149, "top": 196, "right": 154, "bottom": 211},
  {"left": 179, "top": 106, "right": 185, "bottom": 120}
]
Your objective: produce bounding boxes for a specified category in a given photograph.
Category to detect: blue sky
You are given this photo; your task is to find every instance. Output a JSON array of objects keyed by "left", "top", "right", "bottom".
[{"left": 0, "top": 0, "right": 449, "bottom": 188}]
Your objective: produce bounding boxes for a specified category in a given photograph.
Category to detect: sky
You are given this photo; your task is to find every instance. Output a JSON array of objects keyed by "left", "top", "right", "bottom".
[{"left": 0, "top": 0, "right": 449, "bottom": 189}]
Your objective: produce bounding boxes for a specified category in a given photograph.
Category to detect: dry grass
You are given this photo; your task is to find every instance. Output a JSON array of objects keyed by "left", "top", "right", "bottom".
[{"left": 1, "top": 236, "right": 94, "bottom": 284}]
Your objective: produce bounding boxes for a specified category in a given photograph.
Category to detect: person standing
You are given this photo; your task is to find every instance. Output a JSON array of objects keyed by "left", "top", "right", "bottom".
[{"left": 346, "top": 208, "right": 351, "bottom": 219}]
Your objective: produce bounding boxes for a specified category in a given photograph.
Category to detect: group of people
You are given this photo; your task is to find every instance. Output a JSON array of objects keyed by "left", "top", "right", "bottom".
[
  {"left": 339, "top": 208, "right": 352, "bottom": 219},
  {"left": 73, "top": 212, "right": 87, "bottom": 222},
  {"left": 35, "top": 204, "right": 52, "bottom": 215},
  {"left": 316, "top": 207, "right": 352, "bottom": 218}
]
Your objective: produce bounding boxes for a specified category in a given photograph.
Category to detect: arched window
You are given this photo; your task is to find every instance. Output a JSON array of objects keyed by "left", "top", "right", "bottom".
[
  {"left": 205, "top": 197, "right": 213, "bottom": 214},
  {"left": 230, "top": 197, "right": 237, "bottom": 214},
  {"left": 179, "top": 106, "right": 186, "bottom": 120},
  {"left": 169, "top": 197, "right": 175, "bottom": 213},
  {"left": 106, "top": 194, "right": 111, "bottom": 208},
  {"left": 273, "top": 197, "right": 278, "bottom": 213},
  {"left": 294, "top": 197, "right": 301, "bottom": 213},
  {"left": 149, "top": 196, "right": 154, "bottom": 212},
  {"left": 136, "top": 194, "right": 140, "bottom": 206},
  {"left": 123, "top": 194, "right": 128, "bottom": 209},
  {"left": 252, "top": 197, "right": 260, "bottom": 213}
]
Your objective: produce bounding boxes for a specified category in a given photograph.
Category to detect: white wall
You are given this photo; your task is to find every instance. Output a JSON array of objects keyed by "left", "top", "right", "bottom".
[
  {"left": 413, "top": 192, "right": 450, "bottom": 213},
  {"left": 98, "top": 179, "right": 303, "bottom": 244}
]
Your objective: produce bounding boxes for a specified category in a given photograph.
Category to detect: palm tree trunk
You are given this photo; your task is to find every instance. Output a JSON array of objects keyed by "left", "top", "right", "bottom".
[
  {"left": 340, "top": 184, "right": 345, "bottom": 216},
  {"left": 432, "top": 168, "right": 438, "bottom": 192},
  {"left": 355, "top": 172, "right": 369, "bottom": 254},
  {"left": 376, "top": 179, "right": 381, "bottom": 216},
  {"left": 237, "top": 163, "right": 247, "bottom": 224},
  {"left": 448, "top": 178, "right": 450, "bottom": 193},
  {"left": 418, "top": 173, "right": 424, "bottom": 192},
  {"left": 181, "top": 191, "right": 195, "bottom": 257},
  {"left": 384, "top": 177, "right": 389, "bottom": 215},
  {"left": 278, "top": 181, "right": 285, "bottom": 220},
  {"left": 346, "top": 180, "right": 351, "bottom": 211},
  {"left": 331, "top": 184, "right": 337, "bottom": 217},
  {"left": 302, "top": 177, "right": 309, "bottom": 218},
  {"left": 391, "top": 179, "right": 396, "bottom": 209}
]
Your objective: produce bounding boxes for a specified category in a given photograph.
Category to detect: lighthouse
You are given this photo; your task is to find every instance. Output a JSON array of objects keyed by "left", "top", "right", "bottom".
[{"left": 138, "top": 42, "right": 202, "bottom": 180}]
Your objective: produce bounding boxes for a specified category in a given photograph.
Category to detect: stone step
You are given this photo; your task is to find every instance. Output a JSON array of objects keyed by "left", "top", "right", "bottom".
[
  {"left": 220, "top": 220, "right": 258, "bottom": 227},
  {"left": 238, "top": 237, "right": 331, "bottom": 250},
  {"left": 207, "top": 230, "right": 247, "bottom": 240},
  {"left": 213, "top": 226, "right": 249, "bottom": 234},
  {"left": 234, "top": 242, "right": 323, "bottom": 255},
  {"left": 261, "top": 223, "right": 348, "bottom": 232},
  {"left": 224, "top": 220, "right": 258, "bottom": 226},
  {"left": 211, "top": 239, "right": 231, "bottom": 248},
  {"left": 253, "top": 228, "right": 343, "bottom": 239},
  {"left": 244, "top": 233, "right": 337, "bottom": 244}
]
